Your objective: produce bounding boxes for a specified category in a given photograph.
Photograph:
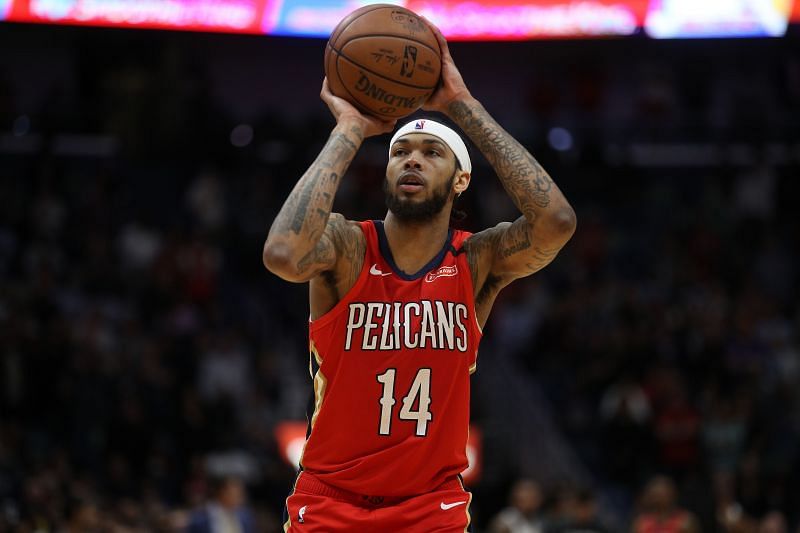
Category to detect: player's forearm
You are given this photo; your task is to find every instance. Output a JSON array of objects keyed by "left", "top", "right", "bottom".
[
  {"left": 446, "top": 97, "right": 575, "bottom": 238},
  {"left": 263, "top": 122, "right": 362, "bottom": 272}
]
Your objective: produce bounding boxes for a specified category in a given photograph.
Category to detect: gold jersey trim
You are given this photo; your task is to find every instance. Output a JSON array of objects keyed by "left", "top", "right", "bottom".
[
  {"left": 283, "top": 473, "right": 302, "bottom": 532},
  {"left": 299, "top": 342, "right": 327, "bottom": 469},
  {"left": 310, "top": 368, "right": 328, "bottom": 430}
]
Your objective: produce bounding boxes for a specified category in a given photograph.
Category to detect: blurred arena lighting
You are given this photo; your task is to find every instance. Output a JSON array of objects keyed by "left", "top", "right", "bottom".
[
  {"left": 230, "top": 124, "right": 254, "bottom": 148},
  {"left": 547, "top": 127, "right": 574, "bottom": 152},
  {"left": 2, "top": 0, "right": 797, "bottom": 40},
  {"left": 645, "top": 0, "right": 793, "bottom": 38},
  {"left": 12, "top": 115, "right": 29, "bottom": 137}
]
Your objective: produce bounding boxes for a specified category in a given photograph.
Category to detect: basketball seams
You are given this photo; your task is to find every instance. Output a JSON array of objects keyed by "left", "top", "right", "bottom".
[
  {"left": 333, "top": 51, "right": 406, "bottom": 119},
  {"left": 330, "top": 44, "right": 379, "bottom": 117},
  {"left": 324, "top": 4, "right": 442, "bottom": 120},
  {"left": 333, "top": 51, "right": 437, "bottom": 119},
  {"left": 328, "top": 4, "right": 389, "bottom": 49},
  {"left": 334, "top": 49, "right": 438, "bottom": 91},
  {"left": 331, "top": 34, "right": 441, "bottom": 59}
]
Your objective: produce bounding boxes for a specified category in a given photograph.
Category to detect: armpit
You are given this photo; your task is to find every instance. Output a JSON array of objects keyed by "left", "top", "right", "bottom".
[{"left": 464, "top": 225, "right": 505, "bottom": 297}]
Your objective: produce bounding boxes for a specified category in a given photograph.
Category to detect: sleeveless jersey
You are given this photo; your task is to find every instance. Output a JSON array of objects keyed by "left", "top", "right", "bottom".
[{"left": 300, "top": 220, "right": 482, "bottom": 497}]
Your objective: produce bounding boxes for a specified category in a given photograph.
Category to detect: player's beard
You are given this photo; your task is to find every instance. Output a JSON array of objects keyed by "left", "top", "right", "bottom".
[{"left": 384, "top": 171, "right": 455, "bottom": 222}]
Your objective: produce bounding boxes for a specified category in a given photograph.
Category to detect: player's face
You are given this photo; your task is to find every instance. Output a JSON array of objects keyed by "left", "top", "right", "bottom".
[{"left": 385, "top": 134, "right": 458, "bottom": 222}]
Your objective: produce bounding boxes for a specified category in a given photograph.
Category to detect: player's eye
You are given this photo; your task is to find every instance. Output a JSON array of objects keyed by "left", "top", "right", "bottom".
[
  {"left": 393, "top": 148, "right": 406, "bottom": 156},
  {"left": 428, "top": 150, "right": 440, "bottom": 157}
]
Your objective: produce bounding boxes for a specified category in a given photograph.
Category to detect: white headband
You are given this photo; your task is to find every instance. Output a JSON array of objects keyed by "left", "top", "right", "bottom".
[{"left": 389, "top": 119, "right": 471, "bottom": 174}]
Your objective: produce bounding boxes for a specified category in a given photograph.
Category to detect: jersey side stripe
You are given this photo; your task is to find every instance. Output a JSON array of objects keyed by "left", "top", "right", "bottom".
[{"left": 299, "top": 344, "right": 328, "bottom": 469}]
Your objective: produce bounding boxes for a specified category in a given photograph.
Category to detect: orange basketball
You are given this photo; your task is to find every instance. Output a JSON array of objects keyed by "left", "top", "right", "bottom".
[{"left": 324, "top": 5, "right": 442, "bottom": 120}]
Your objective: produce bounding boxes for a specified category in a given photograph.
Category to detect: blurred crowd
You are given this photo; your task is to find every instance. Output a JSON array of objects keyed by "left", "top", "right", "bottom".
[{"left": 1, "top": 23, "right": 799, "bottom": 533}]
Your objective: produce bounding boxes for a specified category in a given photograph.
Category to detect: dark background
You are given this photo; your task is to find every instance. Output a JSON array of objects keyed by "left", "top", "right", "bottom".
[{"left": 1, "top": 20, "right": 799, "bottom": 532}]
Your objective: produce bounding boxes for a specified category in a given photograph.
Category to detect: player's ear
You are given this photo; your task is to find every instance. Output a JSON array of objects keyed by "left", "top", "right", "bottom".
[{"left": 453, "top": 170, "right": 470, "bottom": 196}]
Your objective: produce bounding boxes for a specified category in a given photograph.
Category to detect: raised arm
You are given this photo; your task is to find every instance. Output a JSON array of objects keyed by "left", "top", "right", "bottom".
[
  {"left": 449, "top": 98, "right": 576, "bottom": 277},
  {"left": 422, "top": 22, "right": 576, "bottom": 298},
  {"left": 263, "top": 79, "right": 395, "bottom": 283}
]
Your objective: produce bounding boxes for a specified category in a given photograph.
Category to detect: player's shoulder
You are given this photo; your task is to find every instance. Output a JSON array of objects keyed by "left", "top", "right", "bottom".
[
  {"left": 327, "top": 213, "right": 364, "bottom": 235},
  {"left": 325, "top": 213, "right": 367, "bottom": 256}
]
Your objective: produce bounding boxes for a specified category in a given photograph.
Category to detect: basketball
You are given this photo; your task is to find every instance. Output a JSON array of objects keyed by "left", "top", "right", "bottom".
[{"left": 324, "top": 5, "right": 442, "bottom": 120}]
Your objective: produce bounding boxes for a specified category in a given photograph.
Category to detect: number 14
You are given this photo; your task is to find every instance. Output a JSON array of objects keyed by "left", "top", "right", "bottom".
[{"left": 376, "top": 368, "right": 432, "bottom": 436}]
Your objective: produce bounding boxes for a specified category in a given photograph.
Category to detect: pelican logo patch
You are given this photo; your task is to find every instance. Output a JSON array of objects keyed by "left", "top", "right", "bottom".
[{"left": 425, "top": 265, "right": 458, "bottom": 282}]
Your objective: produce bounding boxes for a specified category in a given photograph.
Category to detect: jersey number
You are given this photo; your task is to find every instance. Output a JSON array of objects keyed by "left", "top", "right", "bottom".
[{"left": 376, "top": 368, "right": 432, "bottom": 436}]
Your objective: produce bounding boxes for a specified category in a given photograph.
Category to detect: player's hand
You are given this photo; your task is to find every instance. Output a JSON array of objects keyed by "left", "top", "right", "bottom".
[
  {"left": 320, "top": 78, "right": 396, "bottom": 138},
  {"left": 420, "top": 18, "right": 472, "bottom": 114}
]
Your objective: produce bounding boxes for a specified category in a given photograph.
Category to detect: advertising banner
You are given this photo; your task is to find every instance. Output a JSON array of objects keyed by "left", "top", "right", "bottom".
[{"left": 3, "top": 0, "right": 797, "bottom": 39}]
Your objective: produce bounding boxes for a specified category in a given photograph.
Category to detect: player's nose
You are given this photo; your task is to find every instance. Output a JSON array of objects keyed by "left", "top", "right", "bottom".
[{"left": 403, "top": 152, "right": 423, "bottom": 169}]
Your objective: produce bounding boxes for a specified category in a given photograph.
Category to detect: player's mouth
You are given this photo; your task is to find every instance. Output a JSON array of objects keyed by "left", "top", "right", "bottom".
[{"left": 398, "top": 171, "right": 425, "bottom": 193}]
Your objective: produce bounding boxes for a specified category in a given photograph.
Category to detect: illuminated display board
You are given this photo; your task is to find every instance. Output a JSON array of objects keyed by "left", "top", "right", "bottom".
[
  {"left": 4, "top": 0, "right": 269, "bottom": 33},
  {"left": 1, "top": 0, "right": 797, "bottom": 39},
  {"left": 644, "top": 0, "right": 795, "bottom": 38},
  {"left": 265, "top": 0, "right": 650, "bottom": 39}
]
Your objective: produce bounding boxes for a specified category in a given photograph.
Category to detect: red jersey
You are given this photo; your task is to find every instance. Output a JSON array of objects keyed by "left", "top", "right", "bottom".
[
  {"left": 635, "top": 512, "right": 691, "bottom": 533},
  {"left": 300, "top": 220, "right": 482, "bottom": 497}
]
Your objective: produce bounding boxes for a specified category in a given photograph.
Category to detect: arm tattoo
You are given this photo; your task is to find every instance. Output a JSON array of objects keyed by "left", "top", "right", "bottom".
[
  {"left": 448, "top": 99, "right": 554, "bottom": 213},
  {"left": 448, "top": 99, "right": 574, "bottom": 281},
  {"left": 288, "top": 171, "right": 341, "bottom": 235},
  {"left": 296, "top": 234, "right": 335, "bottom": 274},
  {"left": 267, "top": 126, "right": 362, "bottom": 276},
  {"left": 275, "top": 130, "right": 357, "bottom": 238},
  {"left": 327, "top": 217, "right": 365, "bottom": 289},
  {"left": 465, "top": 228, "right": 503, "bottom": 304},
  {"left": 498, "top": 221, "right": 531, "bottom": 258},
  {"left": 293, "top": 214, "right": 366, "bottom": 287},
  {"left": 523, "top": 245, "right": 560, "bottom": 273},
  {"left": 289, "top": 169, "right": 322, "bottom": 234}
]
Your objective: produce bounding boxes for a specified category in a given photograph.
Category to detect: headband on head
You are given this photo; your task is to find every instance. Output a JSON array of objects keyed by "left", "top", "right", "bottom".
[{"left": 389, "top": 119, "right": 471, "bottom": 174}]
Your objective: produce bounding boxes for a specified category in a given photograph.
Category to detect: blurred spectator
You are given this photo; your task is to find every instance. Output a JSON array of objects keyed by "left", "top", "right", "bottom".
[
  {"left": 651, "top": 375, "right": 702, "bottom": 480},
  {"left": 758, "top": 511, "right": 788, "bottom": 533},
  {"left": 546, "top": 488, "right": 610, "bottom": 533},
  {"left": 632, "top": 476, "right": 700, "bottom": 533},
  {"left": 600, "top": 375, "right": 655, "bottom": 487},
  {"left": 197, "top": 330, "right": 252, "bottom": 408},
  {"left": 62, "top": 497, "right": 101, "bottom": 533},
  {"left": 717, "top": 502, "right": 757, "bottom": 533},
  {"left": 702, "top": 391, "right": 749, "bottom": 497},
  {"left": 489, "top": 479, "right": 546, "bottom": 533},
  {"left": 185, "top": 476, "right": 256, "bottom": 533},
  {"left": 186, "top": 170, "right": 227, "bottom": 234}
]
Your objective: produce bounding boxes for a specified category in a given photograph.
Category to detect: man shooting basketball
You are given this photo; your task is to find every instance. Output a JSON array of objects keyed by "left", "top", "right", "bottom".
[{"left": 264, "top": 20, "right": 576, "bottom": 533}]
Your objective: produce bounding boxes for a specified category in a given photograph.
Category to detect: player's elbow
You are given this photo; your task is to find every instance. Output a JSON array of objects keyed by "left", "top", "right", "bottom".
[
  {"left": 263, "top": 241, "right": 302, "bottom": 281},
  {"left": 548, "top": 205, "right": 577, "bottom": 242}
]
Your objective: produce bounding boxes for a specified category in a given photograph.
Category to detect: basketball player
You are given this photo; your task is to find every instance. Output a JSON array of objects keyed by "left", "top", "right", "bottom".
[{"left": 264, "top": 20, "right": 576, "bottom": 533}]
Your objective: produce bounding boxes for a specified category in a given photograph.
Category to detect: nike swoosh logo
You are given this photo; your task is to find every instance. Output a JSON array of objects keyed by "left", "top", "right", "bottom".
[
  {"left": 440, "top": 501, "right": 467, "bottom": 510},
  {"left": 369, "top": 264, "right": 392, "bottom": 276}
]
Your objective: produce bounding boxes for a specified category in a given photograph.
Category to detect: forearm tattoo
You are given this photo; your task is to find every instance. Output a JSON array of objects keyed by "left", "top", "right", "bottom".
[
  {"left": 454, "top": 99, "right": 574, "bottom": 292},
  {"left": 272, "top": 129, "right": 359, "bottom": 240},
  {"left": 448, "top": 100, "right": 554, "bottom": 213}
]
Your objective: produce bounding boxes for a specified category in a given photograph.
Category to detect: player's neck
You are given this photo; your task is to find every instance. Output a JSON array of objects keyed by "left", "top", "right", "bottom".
[{"left": 382, "top": 211, "right": 451, "bottom": 273}]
